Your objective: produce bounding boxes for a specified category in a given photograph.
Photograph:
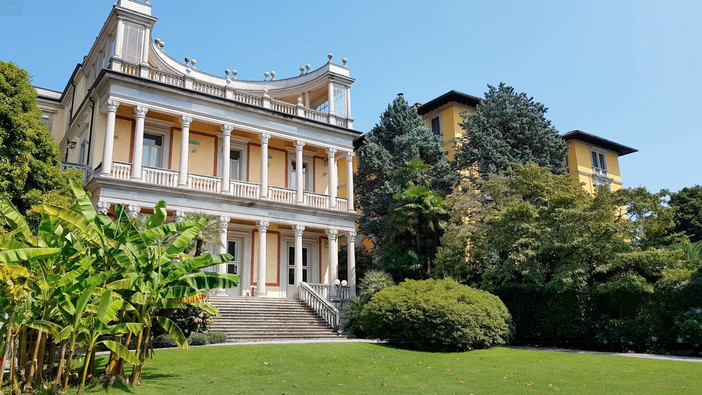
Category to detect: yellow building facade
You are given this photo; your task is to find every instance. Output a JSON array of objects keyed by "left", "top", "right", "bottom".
[{"left": 416, "top": 90, "right": 637, "bottom": 191}]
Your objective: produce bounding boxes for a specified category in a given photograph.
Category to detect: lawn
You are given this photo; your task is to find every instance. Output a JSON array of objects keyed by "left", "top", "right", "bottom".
[{"left": 74, "top": 342, "right": 698, "bottom": 394}]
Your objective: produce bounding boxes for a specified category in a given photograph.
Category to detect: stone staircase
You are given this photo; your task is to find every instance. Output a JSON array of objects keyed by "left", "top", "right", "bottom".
[{"left": 208, "top": 296, "right": 346, "bottom": 342}]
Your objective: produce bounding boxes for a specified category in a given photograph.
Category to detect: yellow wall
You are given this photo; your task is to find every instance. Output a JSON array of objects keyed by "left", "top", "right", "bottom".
[
  {"left": 170, "top": 129, "right": 218, "bottom": 176},
  {"left": 566, "top": 140, "right": 623, "bottom": 193},
  {"left": 421, "top": 103, "right": 475, "bottom": 161},
  {"left": 313, "top": 156, "right": 328, "bottom": 194},
  {"left": 337, "top": 157, "right": 348, "bottom": 197},
  {"left": 113, "top": 117, "right": 133, "bottom": 163},
  {"left": 247, "top": 145, "right": 287, "bottom": 187},
  {"left": 252, "top": 231, "right": 280, "bottom": 288}
]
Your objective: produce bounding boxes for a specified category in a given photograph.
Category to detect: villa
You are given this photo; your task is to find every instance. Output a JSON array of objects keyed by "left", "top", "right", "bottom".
[{"left": 35, "top": 0, "right": 360, "bottom": 320}]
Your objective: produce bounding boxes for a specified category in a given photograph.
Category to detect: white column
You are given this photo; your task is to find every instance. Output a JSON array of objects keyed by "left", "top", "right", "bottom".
[
  {"left": 100, "top": 99, "right": 119, "bottom": 176},
  {"left": 327, "top": 148, "right": 338, "bottom": 209},
  {"left": 221, "top": 124, "right": 233, "bottom": 193},
  {"left": 256, "top": 220, "right": 269, "bottom": 296},
  {"left": 293, "top": 225, "right": 305, "bottom": 297},
  {"left": 215, "top": 216, "right": 230, "bottom": 296},
  {"left": 346, "top": 86, "right": 352, "bottom": 120},
  {"left": 295, "top": 140, "right": 305, "bottom": 204},
  {"left": 178, "top": 115, "right": 193, "bottom": 187},
  {"left": 326, "top": 228, "right": 339, "bottom": 296},
  {"left": 347, "top": 231, "right": 357, "bottom": 297},
  {"left": 346, "top": 151, "right": 355, "bottom": 212},
  {"left": 260, "top": 133, "right": 271, "bottom": 199},
  {"left": 131, "top": 105, "right": 148, "bottom": 180},
  {"left": 327, "top": 81, "right": 335, "bottom": 117}
]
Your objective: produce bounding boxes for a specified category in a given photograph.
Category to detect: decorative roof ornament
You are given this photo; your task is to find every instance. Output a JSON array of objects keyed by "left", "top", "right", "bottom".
[
  {"left": 342, "top": 57, "right": 347, "bottom": 66},
  {"left": 327, "top": 53, "right": 333, "bottom": 62},
  {"left": 224, "top": 69, "right": 231, "bottom": 84},
  {"left": 305, "top": 64, "right": 311, "bottom": 73},
  {"left": 231, "top": 70, "right": 237, "bottom": 80},
  {"left": 270, "top": 71, "right": 276, "bottom": 81},
  {"left": 263, "top": 71, "right": 270, "bottom": 81},
  {"left": 300, "top": 66, "right": 305, "bottom": 75}
]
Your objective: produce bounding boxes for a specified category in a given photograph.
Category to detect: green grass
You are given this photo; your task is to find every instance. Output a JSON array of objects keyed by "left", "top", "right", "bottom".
[{"left": 71, "top": 343, "right": 699, "bottom": 394}]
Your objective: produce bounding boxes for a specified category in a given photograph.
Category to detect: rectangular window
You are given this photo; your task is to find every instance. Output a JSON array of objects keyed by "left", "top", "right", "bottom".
[
  {"left": 230, "top": 150, "right": 241, "bottom": 180},
  {"left": 430, "top": 115, "right": 441, "bottom": 137},
  {"left": 142, "top": 133, "right": 163, "bottom": 168},
  {"left": 591, "top": 148, "right": 607, "bottom": 175},
  {"left": 316, "top": 100, "right": 329, "bottom": 114},
  {"left": 333, "top": 83, "right": 347, "bottom": 118},
  {"left": 289, "top": 160, "right": 309, "bottom": 191},
  {"left": 122, "top": 21, "right": 144, "bottom": 64},
  {"left": 227, "top": 240, "right": 239, "bottom": 275}
]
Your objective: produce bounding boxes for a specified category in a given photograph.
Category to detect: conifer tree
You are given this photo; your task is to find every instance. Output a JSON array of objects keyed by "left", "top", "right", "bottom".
[
  {"left": 455, "top": 83, "right": 567, "bottom": 178},
  {"left": 0, "top": 61, "right": 75, "bottom": 219},
  {"left": 356, "top": 94, "right": 454, "bottom": 245}
]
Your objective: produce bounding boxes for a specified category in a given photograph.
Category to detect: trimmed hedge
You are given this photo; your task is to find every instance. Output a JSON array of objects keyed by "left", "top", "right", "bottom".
[{"left": 361, "top": 278, "right": 513, "bottom": 352}]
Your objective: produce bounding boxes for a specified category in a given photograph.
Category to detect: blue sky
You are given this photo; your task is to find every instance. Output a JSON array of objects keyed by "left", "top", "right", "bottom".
[{"left": 1, "top": 0, "right": 700, "bottom": 192}]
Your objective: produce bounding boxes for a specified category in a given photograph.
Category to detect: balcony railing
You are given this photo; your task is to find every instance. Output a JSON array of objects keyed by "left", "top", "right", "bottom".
[
  {"left": 106, "top": 163, "right": 350, "bottom": 212},
  {"left": 60, "top": 163, "right": 91, "bottom": 183},
  {"left": 117, "top": 61, "right": 353, "bottom": 128}
]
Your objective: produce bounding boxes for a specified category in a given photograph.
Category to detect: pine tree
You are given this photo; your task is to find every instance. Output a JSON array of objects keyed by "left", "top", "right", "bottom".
[
  {"left": 356, "top": 94, "right": 454, "bottom": 245},
  {"left": 0, "top": 61, "right": 75, "bottom": 220},
  {"left": 455, "top": 83, "right": 568, "bottom": 178}
]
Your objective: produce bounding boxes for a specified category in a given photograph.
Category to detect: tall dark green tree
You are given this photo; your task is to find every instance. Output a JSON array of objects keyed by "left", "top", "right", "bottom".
[
  {"left": 0, "top": 61, "right": 75, "bottom": 219},
  {"left": 455, "top": 83, "right": 568, "bottom": 178},
  {"left": 669, "top": 185, "right": 702, "bottom": 242},
  {"left": 357, "top": 94, "right": 454, "bottom": 244}
]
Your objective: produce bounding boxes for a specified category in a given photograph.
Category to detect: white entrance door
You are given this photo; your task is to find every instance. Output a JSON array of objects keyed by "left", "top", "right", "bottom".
[
  {"left": 286, "top": 244, "right": 309, "bottom": 296},
  {"left": 225, "top": 239, "right": 242, "bottom": 297}
]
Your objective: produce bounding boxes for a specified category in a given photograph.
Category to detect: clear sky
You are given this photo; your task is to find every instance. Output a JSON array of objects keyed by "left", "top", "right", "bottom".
[{"left": 1, "top": 0, "right": 700, "bottom": 193}]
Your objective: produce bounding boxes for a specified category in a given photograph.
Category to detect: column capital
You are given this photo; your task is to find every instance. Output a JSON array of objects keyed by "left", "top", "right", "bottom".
[
  {"left": 180, "top": 115, "right": 193, "bottom": 127},
  {"left": 134, "top": 105, "right": 149, "bottom": 118},
  {"left": 105, "top": 98, "right": 120, "bottom": 112},
  {"left": 259, "top": 133, "right": 271, "bottom": 144},
  {"left": 325, "top": 147, "right": 338, "bottom": 158},
  {"left": 96, "top": 201, "right": 110, "bottom": 215},
  {"left": 174, "top": 210, "right": 186, "bottom": 222},
  {"left": 257, "top": 220, "right": 270, "bottom": 233},
  {"left": 345, "top": 151, "right": 355, "bottom": 161},
  {"left": 293, "top": 224, "right": 306, "bottom": 237},
  {"left": 295, "top": 140, "right": 306, "bottom": 150},
  {"left": 126, "top": 204, "right": 141, "bottom": 219},
  {"left": 221, "top": 124, "right": 234, "bottom": 136},
  {"left": 218, "top": 216, "right": 230, "bottom": 231},
  {"left": 347, "top": 231, "right": 357, "bottom": 243},
  {"left": 325, "top": 228, "right": 338, "bottom": 241}
]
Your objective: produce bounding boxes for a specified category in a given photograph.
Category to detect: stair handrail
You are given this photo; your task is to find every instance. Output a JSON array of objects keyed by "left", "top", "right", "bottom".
[{"left": 298, "top": 282, "right": 340, "bottom": 331}]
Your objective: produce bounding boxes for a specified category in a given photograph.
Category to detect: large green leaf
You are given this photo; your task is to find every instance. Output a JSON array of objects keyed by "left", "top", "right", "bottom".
[
  {"left": 26, "top": 320, "right": 62, "bottom": 337},
  {"left": 40, "top": 204, "right": 103, "bottom": 246},
  {"left": 162, "top": 253, "right": 232, "bottom": 285},
  {"left": 109, "top": 322, "right": 144, "bottom": 335},
  {"left": 157, "top": 219, "right": 204, "bottom": 266},
  {"left": 156, "top": 316, "right": 188, "bottom": 350},
  {"left": 178, "top": 272, "right": 240, "bottom": 290},
  {"left": 95, "top": 290, "right": 114, "bottom": 323},
  {"left": 0, "top": 198, "right": 33, "bottom": 239},
  {"left": 145, "top": 200, "right": 168, "bottom": 229},
  {"left": 0, "top": 239, "right": 30, "bottom": 251},
  {"left": 69, "top": 178, "right": 98, "bottom": 222},
  {"left": 0, "top": 247, "right": 60, "bottom": 263},
  {"left": 106, "top": 278, "right": 134, "bottom": 290},
  {"left": 57, "top": 256, "right": 94, "bottom": 287},
  {"left": 101, "top": 340, "right": 141, "bottom": 366},
  {"left": 141, "top": 220, "right": 198, "bottom": 241}
]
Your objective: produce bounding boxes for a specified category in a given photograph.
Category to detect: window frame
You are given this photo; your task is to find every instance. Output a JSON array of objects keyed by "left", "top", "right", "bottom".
[{"left": 429, "top": 113, "right": 442, "bottom": 138}]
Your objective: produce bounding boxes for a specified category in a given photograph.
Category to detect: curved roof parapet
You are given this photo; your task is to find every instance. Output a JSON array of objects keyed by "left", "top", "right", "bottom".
[
  {"left": 147, "top": 40, "right": 353, "bottom": 96},
  {"left": 562, "top": 130, "right": 638, "bottom": 156}
]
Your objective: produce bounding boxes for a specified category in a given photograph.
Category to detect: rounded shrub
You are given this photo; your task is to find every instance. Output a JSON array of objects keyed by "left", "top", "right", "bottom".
[
  {"left": 207, "top": 332, "right": 229, "bottom": 344},
  {"left": 187, "top": 332, "right": 208, "bottom": 346},
  {"left": 361, "top": 278, "right": 513, "bottom": 352},
  {"left": 152, "top": 334, "right": 177, "bottom": 348}
]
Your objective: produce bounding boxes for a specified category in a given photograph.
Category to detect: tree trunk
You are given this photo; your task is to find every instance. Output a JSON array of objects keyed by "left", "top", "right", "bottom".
[
  {"left": 79, "top": 341, "right": 96, "bottom": 395},
  {"left": 0, "top": 311, "right": 14, "bottom": 393},
  {"left": 52, "top": 342, "right": 67, "bottom": 389},
  {"left": 62, "top": 341, "right": 76, "bottom": 392},
  {"left": 24, "top": 330, "right": 43, "bottom": 391},
  {"left": 129, "top": 329, "right": 144, "bottom": 385},
  {"left": 115, "top": 331, "right": 133, "bottom": 377},
  {"left": 36, "top": 336, "right": 48, "bottom": 385}
]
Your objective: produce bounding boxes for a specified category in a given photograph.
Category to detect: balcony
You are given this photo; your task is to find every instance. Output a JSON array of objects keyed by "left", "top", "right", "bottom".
[
  {"left": 105, "top": 162, "right": 349, "bottom": 212},
  {"left": 119, "top": 62, "right": 351, "bottom": 129}
]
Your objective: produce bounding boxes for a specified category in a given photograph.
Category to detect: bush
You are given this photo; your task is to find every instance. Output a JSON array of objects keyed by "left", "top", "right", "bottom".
[
  {"left": 670, "top": 308, "right": 702, "bottom": 351},
  {"left": 360, "top": 278, "right": 513, "bottom": 352},
  {"left": 152, "top": 334, "right": 177, "bottom": 348},
  {"left": 207, "top": 332, "right": 228, "bottom": 344},
  {"left": 188, "top": 332, "right": 209, "bottom": 346},
  {"left": 154, "top": 305, "right": 214, "bottom": 338},
  {"left": 344, "top": 270, "right": 395, "bottom": 338},
  {"left": 594, "top": 318, "right": 652, "bottom": 352}
]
